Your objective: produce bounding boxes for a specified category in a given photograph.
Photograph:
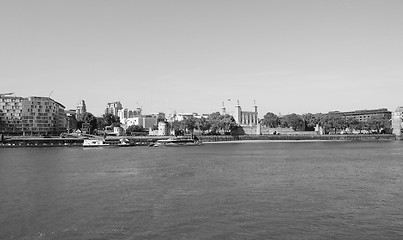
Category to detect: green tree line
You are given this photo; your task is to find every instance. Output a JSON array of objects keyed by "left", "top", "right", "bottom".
[
  {"left": 68, "top": 113, "right": 121, "bottom": 134},
  {"left": 169, "top": 112, "right": 243, "bottom": 136},
  {"left": 262, "top": 112, "right": 391, "bottom": 134},
  {"left": 68, "top": 112, "right": 244, "bottom": 136}
]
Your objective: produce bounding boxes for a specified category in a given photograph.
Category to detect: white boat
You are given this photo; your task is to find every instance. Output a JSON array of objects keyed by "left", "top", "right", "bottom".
[
  {"left": 155, "top": 136, "right": 202, "bottom": 147},
  {"left": 83, "top": 139, "right": 109, "bottom": 147},
  {"left": 83, "top": 138, "right": 134, "bottom": 147}
]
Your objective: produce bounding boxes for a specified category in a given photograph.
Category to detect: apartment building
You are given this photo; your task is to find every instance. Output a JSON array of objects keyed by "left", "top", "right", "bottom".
[
  {"left": 0, "top": 95, "right": 67, "bottom": 135},
  {"left": 105, "top": 101, "right": 122, "bottom": 116},
  {"left": 328, "top": 108, "right": 392, "bottom": 122}
]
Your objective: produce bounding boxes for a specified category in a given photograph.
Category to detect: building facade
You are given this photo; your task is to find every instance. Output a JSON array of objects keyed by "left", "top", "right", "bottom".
[
  {"left": 233, "top": 101, "right": 258, "bottom": 126},
  {"left": 76, "top": 100, "right": 87, "bottom": 121},
  {"left": 149, "top": 112, "right": 166, "bottom": 122},
  {"left": 125, "top": 115, "right": 158, "bottom": 129},
  {"left": 328, "top": 108, "right": 392, "bottom": 122},
  {"left": 0, "top": 95, "right": 67, "bottom": 135},
  {"left": 118, "top": 108, "right": 142, "bottom": 123},
  {"left": 105, "top": 101, "right": 123, "bottom": 116}
]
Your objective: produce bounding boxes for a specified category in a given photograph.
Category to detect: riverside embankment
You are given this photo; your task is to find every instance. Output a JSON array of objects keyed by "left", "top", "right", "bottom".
[
  {"left": 0, "top": 136, "right": 170, "bottom": 148},
  {"left": 199, "top": 134, "right": 397, "bottom": 142},
  {"left": 0, "top": 134, "right": 397, "bottom": 148}
]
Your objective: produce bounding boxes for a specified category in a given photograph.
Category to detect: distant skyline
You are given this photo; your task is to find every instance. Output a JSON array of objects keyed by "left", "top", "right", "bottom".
[{"left": 1, "top": 0, "right": 402, "bottom": 117}]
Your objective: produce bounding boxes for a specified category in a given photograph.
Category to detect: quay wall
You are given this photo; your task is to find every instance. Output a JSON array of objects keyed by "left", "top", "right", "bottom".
[
  {"left": 199, "top": 134, "right": 396, "bottom": 142},
  {"left": 0, "top": 136, "right": 171, "bottom": 148},
  {"left": 0, "top": 134, "right": 397, "bottom": 148},
  {"left": 0, "top": 138, "right": 84, "bottom": 148}
]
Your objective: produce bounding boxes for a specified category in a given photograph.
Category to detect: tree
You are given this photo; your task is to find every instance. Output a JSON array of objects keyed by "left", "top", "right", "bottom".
[
  {"left": 356, "top": 121, "right": 368, "bottom": 133},
  {"left": 0, "top": 110, "right": 5, "bottom": 132},
  {"left": 302, "top": 113, "right": 322, "bottom": 131},
  {"left": 219, "top": 114, "right": 238, "bottom": 135},
  {"left": 103, "top": 113, "right": 120, "bottom": 126},
  {"left": 320, "top": 114, "right": 346, "bottom": 134},
  {"left": 205, "top": 112, "right": 241, "bottom": 135},
  {"left": 367, "top": 115, "right": 390, "bottom": 133},
  {"left": 279, "top": 117, "right": 290, "bottom": 128},
  {"left": 171, "top": 120, "right": 184, "bottom": 136},
  {"left": 96, "top": 117, "right": 106, "bottom": 130},
  {"left": 208, "top": 112, "right": 222, "bottom": 134},
  {"left": 281, "top": 113, "right": 305, "bottom": 131},
  {"left": 82, "top": 112, "right": 98, "bottom": 133},
  {"left": 196, "top": 117, "right": 211, "bottom": 134},
  {"left": 320, "top": 114, "right": 336, "bottom": 134},
  {"left": 183, "top": 117, "right": 197, "bottom": 136},
  {"left": 126, "top": 125, "right": 146, "bottom": 135},
  {"left": 262, "top": 112, "right": 280, "bottom": 128},
  {"left": 347, "top": 118, "right": 360, "bottom": 131}
]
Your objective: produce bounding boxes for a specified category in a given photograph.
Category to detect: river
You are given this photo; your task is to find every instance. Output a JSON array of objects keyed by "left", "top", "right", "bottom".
[{"left": 1, "top": 141, "right": 403, "bottom": 239}]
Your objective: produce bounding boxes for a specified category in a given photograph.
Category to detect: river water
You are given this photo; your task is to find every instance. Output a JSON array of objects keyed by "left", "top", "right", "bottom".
[{"left": 1, "top": 141, "right": 403, "bottom": 240}]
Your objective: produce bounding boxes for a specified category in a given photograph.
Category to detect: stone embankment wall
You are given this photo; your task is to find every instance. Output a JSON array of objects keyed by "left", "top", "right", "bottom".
[
  {"left": 0, "top": 134, "right": 397, "bottom": 147},
  {"left": 0, "top": 138, "right": 84, "bottom": 147},
  {"left": 199, "top": 134, "right": 396, "bottom": 142}
]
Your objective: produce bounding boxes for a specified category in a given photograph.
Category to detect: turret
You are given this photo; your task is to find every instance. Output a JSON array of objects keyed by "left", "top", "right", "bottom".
[
  {"left": 253, "top": 100, "right": 258, "bottom": 125},
  {"left": 234, "top": 100, "right": 242, "bottom": 124}
]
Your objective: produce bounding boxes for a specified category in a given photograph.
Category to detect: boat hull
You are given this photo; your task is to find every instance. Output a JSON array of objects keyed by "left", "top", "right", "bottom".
[{"left": 155, "top": 137, "right": 202, "bottom": 147}]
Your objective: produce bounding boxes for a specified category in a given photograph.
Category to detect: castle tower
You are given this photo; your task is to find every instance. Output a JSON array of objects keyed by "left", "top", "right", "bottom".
[
  {"left": 253, "top": 100, "right": 258, "bottom": 125},
  {"left": 256, "top": 118, "right": 261, "bottom": 135},
  {"left": 222, "top": 102, "right": 226, "bottom": 115},
  {"left": 234, "top": 100, "right": 242, "bottom": 124}
]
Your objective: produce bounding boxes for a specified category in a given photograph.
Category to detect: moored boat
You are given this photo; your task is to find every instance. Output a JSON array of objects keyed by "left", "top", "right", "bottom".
[
  {"left": 155, "top": 136, "right": 202, "bottom": 147},
  {"left": 83, "top": 138, "right": 134, "bottom": 147},
  {"left": 83, "top": 139, "right": 109, "bottom": 147}
]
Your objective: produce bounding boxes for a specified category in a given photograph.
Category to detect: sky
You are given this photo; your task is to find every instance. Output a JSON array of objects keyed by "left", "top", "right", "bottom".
[{"left": 1, "top": 0, "right": 402, "bottom": 117}]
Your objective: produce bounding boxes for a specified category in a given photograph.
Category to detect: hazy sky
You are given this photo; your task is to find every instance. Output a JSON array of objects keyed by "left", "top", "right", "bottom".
[{"left": 1, "top": 0, "right": 402, "bottom": 117}]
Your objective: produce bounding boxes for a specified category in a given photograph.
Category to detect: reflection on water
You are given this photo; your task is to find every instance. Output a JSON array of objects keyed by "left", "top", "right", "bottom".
[{"left": 1, "top": 141, "right": 403, "bottom": 239}]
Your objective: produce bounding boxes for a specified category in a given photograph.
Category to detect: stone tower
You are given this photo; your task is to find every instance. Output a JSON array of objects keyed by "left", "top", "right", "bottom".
[
  {"left": 234, "top": 100, "right": 242, "bottom": 124},
  {"left": 253, "top": 100, "right": 258, "bottom": 125},
  {"left": 76, "top": 100, "right": 87, "bottom": 121},
  {"left": 392, "top": 107, "right": 403, "bottom": 137}
]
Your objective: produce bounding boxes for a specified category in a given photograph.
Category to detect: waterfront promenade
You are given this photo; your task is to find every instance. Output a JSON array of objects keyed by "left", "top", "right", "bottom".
[{"left": 0, "top": 134, "right": 397, "bottom": 148}]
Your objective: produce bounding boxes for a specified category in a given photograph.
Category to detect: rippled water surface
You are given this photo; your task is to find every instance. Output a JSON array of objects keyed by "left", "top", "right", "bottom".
[{"left": 1, "top": 141, "right": 403, "bottom": 239}]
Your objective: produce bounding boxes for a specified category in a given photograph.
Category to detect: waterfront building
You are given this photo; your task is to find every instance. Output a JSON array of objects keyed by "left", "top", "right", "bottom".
[
  {"left": 149, "top": 121, "right": 170, "bottom": 136},
  {"left": 328, "top": 108, "right": 392, "bottom": 122},
  {"left": 105, "top": 101, "right": 122, "bottom": 116},
  {"left": 167, "top": 112, "right": 208, "bottom": 122},
  {"left": 172, "top": 113, "right": 194, "bottom": 122},
  {"left": 0, "top": 95, "right": 67, "bottom": 135},
  {"left": 118, "top": 109, "right": 129, "bottom": 122},
  {"left": 118, "top": 108, "right": 142, "bottom": 124},
  {"left": 125, "top": 115, "right": 158, "bottom": 129},
  {"left": 149, "top": 112, "right": 166, "bottom": 122},
  {"left": 233, "top": 100, "right": 258, "bottom": 126}
]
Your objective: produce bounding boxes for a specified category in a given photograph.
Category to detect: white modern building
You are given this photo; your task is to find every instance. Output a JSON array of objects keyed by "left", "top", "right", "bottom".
[{"left": 125, "top": 115, "right": 158, "bottom": 129}]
